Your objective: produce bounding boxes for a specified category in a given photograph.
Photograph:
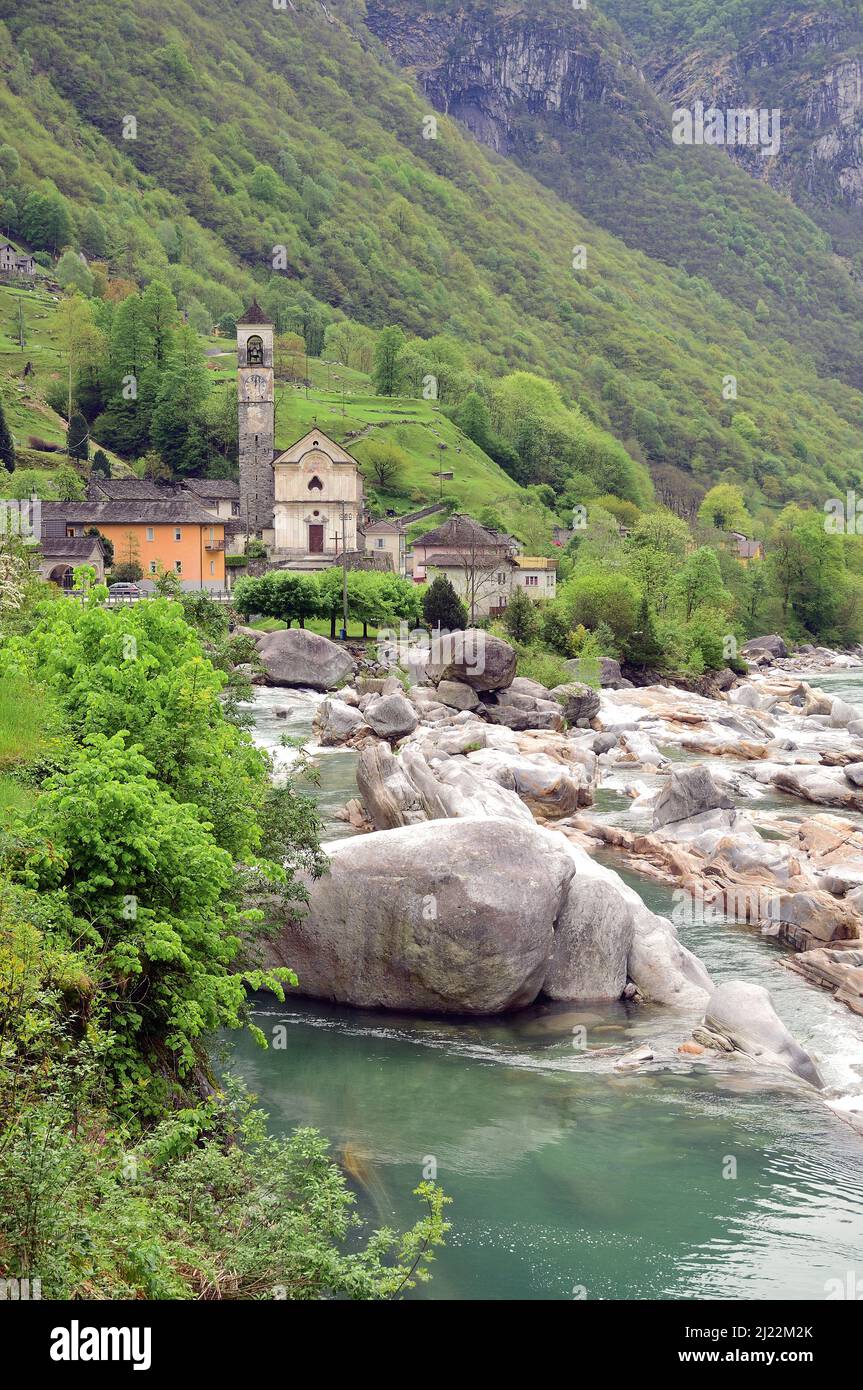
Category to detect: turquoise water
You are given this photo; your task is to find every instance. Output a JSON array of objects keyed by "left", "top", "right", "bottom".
[{"left": 227, "top": 673, "right": 863, "bottom": 1300}]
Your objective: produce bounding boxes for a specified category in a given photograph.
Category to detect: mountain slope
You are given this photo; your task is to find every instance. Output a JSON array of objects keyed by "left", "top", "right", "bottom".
[
  {"left": 598, "top": 2, "right": 863, "bottom": 274},
  {"left": 365, "top": 0, "right": 863, "bottom": 388},
  {"left": 1, "top": 0, "right": 863, "bottom": 515}
]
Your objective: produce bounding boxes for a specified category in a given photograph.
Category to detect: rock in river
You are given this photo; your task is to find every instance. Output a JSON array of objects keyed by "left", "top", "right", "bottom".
[
  {"left": 542, "top": 878, "right": 635, "bottom": 1001},
  {"left": 261, "top": 817, "right": 575, "bottom": 1013},
  {"left": 742, "top": 634, "right": 788, "bottom": 660},
  {"left": 364, "top": 692, "right": 419, "bottom": 740},
  {"left": 549, "top": 682, "right": 601, "bottom": 724},
  {"left": 700, "top": 980, "right": 823, "bottom": 1087},
  {"left": 652, "top": 764, "right": 735, "bottom": 829},
  {"left": 426, "top": 629, "right": 516, "bottom": 692},
  {"left": 256, "top": 628, "right": 355, "bottom": 690}
]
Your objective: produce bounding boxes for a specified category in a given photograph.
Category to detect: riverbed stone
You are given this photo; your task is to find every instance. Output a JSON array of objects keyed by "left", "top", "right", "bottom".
[
  {"left": 829, "top": 697, "right": 859, "bottom": 728},
  {"left": 356, "top": 742, "right": 427, "bottom": 829},
  {"left": 549, "top": 682, "right": 601, "bottom": 724},
  {"left": 435, "top": 679, "right": 480, "bottom": 711},
  {"left": 484, "top": 704, "right": 563, "bottom": 732},
  {"left": 256, "top": 628, "right": 356, "bottom": 691},
  {"left": 509, "top": 676, "right": 553, "bottom": 700},
  {"left": 364, "top": 693, "right": 419, "bottom": 740},
  {"left": 542, "top": 878, "right": 634, "bottom": 1001},
  {"left": 742, "top": 634, "right": 788, "bottom": 660},
  {"left": 652, "top": 765, "right": 735, "bottom": 828},
  {"left": 701, "top": 980, "right": 823, "bottom": 1086},
  {"left": 260, "top": 818, "right": 576, "bottom": 1013},
  {"left": 426, "top": 629, "right": 516, "bottom": 692},
  {"left": 314, "top": 698, "right": 366, "bottom": 746}
]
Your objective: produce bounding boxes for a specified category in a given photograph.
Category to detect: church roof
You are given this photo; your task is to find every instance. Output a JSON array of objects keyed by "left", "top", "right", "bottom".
[
  {"left": 274, "top": 427, "right": 360, "bottom": 467},
  {"left": 238, "top": 298, "right": 271, "bottom": 325}
]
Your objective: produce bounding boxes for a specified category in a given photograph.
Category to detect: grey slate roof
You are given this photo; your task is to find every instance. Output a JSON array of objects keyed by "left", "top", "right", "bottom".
[
  {"left": 413, "top": 513, "right": 511, "bottom": 550},
  {"left": 42, "top": 499, "right": 219, "bottom": 526},
  {"left": 89, "top": 478, "right": 171, "bottom": 501},
  {"left": 40, "top": 535, "right": 105, "bottom": 559},
  {"left": 182, "top": 478, "right": 240, "bottom": 499},
  {"left": 238, "top": 298, "right": 271, "bottom": 325}
]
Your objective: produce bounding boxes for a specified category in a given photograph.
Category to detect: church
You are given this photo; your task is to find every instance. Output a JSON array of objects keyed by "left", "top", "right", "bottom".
[{"left": 236, "top": 301, "right": 365, "bottom": 564}]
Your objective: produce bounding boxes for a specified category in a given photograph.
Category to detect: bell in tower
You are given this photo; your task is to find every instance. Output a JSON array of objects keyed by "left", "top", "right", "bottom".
[{"left": 237, "top": 300, "right": 275, "bottom": 540}]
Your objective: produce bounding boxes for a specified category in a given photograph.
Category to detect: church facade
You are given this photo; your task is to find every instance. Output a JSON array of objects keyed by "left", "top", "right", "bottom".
[
  {"left": 236, "top": 301, "right": 364, "bottom": 562},
  {"left": 273, "top": 430, "right": 363, "bottom": 555}
]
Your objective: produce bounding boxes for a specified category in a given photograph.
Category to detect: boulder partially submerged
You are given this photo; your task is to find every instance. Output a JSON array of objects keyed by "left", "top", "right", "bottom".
[
  {"left": 261, "top": 818, "right": 575, "bottom": 1013},
  {"left": 697, "top": 981, "right": 823, "bottom": 1087}
]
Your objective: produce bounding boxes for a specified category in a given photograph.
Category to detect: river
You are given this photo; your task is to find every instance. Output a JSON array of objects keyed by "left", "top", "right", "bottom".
[{"left": 227, "top": 678, "right": 863, "bottom": 1300}]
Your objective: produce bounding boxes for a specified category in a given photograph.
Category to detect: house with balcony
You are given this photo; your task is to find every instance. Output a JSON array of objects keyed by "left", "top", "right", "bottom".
[{"left": 41, "top": 497, "right": 227, "bottom": 591}]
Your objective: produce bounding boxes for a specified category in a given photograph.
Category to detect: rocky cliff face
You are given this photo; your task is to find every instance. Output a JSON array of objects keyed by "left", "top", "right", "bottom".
[
  {"left": 365, "top": 2, "right": 661, "bottom": 156},
  {"left": 647, "top": 11, "right": 863, "bottom": 209},
  {"left": 366, "top": 3, "right": 863, "bottom": 265}
]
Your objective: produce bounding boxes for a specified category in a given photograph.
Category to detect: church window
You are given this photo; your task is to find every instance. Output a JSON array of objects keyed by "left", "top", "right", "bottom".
[
  {"left": 247, "top": 335, "right": 264, "bottom": 366},
  {"left": 308, "top": 475, "right": 323, "bottom": 491}
]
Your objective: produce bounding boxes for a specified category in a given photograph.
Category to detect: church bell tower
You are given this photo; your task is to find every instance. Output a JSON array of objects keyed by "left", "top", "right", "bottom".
[{"left": 237, "top": 300, "right": 275, "bottom": 540}]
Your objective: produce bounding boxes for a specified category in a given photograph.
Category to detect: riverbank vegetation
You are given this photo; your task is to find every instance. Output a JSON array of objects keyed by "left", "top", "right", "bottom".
[{"left": 0, "top": 570, "right": 448, "bottom": 1298}]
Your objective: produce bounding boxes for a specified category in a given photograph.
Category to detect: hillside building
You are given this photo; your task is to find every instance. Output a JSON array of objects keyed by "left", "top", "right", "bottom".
[{"left": 0, "top": 243, "right": 36, "bottom": 277}]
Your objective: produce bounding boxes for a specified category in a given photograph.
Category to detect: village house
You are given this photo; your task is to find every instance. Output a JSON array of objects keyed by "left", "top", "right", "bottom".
[
  {"left": 363, "top": 516, "right": 406, "bottom": 575},
  {"left": 513, "top": 554, "right": 557, "bottom": 597},
  {"left": 727, "top": 531, "right": 763, "bottom": 564},
  {"left": 181, "top": 477, "right": 241, "bottom": 521},
  {"left": 41, "top": 497, "right": 227, "bottom": 591},
  {"left": 0, "top": 243, "right": 36, "bottom": 277},
  {"left": 411, "top": 513, "right": 555, "bottom": 620}
]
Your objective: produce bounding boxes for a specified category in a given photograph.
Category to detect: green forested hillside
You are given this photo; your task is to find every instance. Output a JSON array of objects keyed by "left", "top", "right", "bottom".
[{"left": 1, "top": 0, "right": 863, "bottom": 519}]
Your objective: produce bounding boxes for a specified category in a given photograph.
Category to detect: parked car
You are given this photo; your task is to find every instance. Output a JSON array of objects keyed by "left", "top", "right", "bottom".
[{"left": 107, "top": 581, "right": 141, "bottom": 599}]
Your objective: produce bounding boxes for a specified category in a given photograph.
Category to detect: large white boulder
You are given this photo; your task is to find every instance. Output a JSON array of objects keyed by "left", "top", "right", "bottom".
[
  {"left": 261, "top": 818, "right": 575, "bottom": 1013},
  {"left": 542, "top": 878, "right": 634, "bottom": 1001},
  {"left": 701, "top": 981, "right": 823, "bottom": 1086}
]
